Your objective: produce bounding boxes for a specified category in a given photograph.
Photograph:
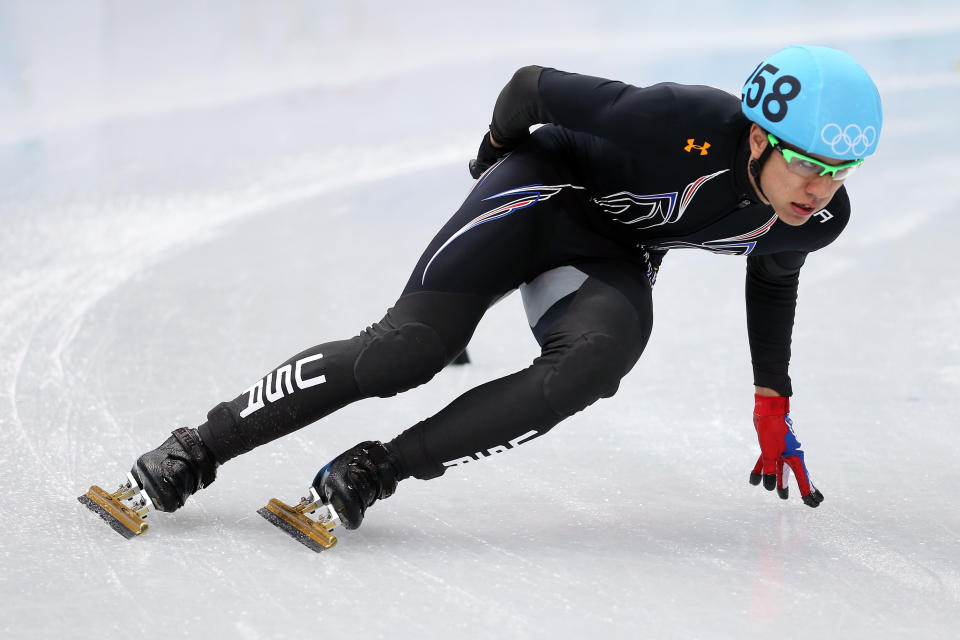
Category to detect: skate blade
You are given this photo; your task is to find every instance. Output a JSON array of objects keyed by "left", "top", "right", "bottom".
[
  {"left": 257, "top": 497, "right": 337, "bottom": 553},
  {"left": 78, "top": 482, "right": 150, "bottom": 539}
]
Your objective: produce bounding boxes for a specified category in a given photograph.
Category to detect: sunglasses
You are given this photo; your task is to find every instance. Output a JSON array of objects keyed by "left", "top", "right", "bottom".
[{"left": 768, "top": 134, "right": 863, "bottom": 181}]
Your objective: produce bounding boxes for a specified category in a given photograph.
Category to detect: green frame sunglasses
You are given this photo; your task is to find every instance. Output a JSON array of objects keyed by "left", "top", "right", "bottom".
[{"left": 767, "top": 133, "right": 863, "bottom": 181}]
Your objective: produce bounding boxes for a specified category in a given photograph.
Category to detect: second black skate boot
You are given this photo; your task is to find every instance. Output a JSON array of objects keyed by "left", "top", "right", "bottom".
[
  {"left": 312, "top": 441, "right": 405, "bottom": 529},
  {"left": 131, "top": 427, "right": 218, "bottom": 512}
]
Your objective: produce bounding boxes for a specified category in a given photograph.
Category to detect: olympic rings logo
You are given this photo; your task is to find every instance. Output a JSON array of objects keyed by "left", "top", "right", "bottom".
[{"left": 820, "top": 123, "right": 877, "bottom": 156}]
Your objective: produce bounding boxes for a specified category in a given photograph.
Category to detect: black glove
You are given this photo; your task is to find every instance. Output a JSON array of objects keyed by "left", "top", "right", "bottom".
[{"left": 468, "top": 131, "right": 511, "bottom": 179}]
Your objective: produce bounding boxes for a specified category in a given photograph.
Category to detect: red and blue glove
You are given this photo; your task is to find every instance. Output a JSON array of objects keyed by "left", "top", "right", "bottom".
[{"left": 749, "top": 394, "right": 825, "bottom": 508}]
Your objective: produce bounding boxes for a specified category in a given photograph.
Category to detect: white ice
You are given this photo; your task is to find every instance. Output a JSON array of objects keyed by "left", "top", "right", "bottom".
[{"left": 1, "top": 2, "right": 959, "bottom": 638}]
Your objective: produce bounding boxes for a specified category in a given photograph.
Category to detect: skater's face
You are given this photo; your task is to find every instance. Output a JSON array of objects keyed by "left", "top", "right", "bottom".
[{"left": 748, "top": 124, "right": 848, "bottom": 227}]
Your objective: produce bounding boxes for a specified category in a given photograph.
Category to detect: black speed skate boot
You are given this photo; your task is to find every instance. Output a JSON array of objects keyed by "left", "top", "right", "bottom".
[
  {"left": 78, "top": 427, "right": 218, "bottom": 539},
  {"left": 312, "top": 441, "right": 405, "bottom": 530},
  {"left": 131, "top": 427, "right": 218, "bottom": 512}
]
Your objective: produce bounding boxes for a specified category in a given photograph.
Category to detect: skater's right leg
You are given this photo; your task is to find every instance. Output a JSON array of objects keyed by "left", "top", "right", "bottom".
[{"left": 312, "top": 259, "right": 654, "bottom": 529}]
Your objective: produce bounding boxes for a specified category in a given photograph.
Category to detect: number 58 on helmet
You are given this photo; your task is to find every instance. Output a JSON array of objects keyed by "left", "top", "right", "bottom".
[{"left": 741, "top": 45, "right": 883, "bottom": 160}]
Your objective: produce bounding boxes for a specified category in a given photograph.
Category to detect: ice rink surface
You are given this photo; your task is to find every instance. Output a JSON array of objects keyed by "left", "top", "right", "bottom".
[{"left": 1, "top": 1, "right": 959, "bottom": 638}]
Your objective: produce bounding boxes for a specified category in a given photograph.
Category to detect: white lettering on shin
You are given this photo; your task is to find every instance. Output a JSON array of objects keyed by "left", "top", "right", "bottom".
[
  {"left": 442, "top": 430, "right": 540, "bottom": 468},
  {"left": 240, "top": 353, "right": 326, "bottom": 419}
]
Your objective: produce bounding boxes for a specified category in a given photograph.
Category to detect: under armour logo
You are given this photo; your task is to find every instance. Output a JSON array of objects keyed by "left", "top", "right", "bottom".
[
  {"left": 814, "top": 209, "right": 834, "bottom": 224},
  {"left": 685, "top": 139, "right": 710, "bottom": 156}
]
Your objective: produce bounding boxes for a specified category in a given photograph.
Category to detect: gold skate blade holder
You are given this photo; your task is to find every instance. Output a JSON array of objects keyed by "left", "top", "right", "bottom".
[
  {"left": 257, "top": 489, "right": 338, "bottom": 553},
  {"left": 78, "top": 475, "right": 151, "bottom": 539}
]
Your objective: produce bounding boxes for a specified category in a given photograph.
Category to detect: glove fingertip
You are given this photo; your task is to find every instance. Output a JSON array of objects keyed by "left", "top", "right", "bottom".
[
  {"left": 749, "top": 472, "right": 762, "bottom": 486},
  {"left": 777, "top": 487, "right": 789, "bottom": 500},
  {"left": 762, "top": 474, "right": 777, "bottom": 491},
  {"left": 802, "top": 489, "right": 825, "bottom": 508}
]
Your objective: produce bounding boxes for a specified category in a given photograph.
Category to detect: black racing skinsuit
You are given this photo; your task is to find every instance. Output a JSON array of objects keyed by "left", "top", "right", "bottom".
[{"left": 197, "top": 66, "right": 850, "bottom": 482}]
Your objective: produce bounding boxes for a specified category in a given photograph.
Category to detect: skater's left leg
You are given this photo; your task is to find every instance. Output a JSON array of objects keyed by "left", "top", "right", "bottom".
[
  {"left": 317, "top": 259, "right": 655, "bottom": 527},
  {"left": 196, "top": 289, "right": 491, "bottom": 465},
  {"left": 133, "top": 289, "right": 490, "bottom": 512}
]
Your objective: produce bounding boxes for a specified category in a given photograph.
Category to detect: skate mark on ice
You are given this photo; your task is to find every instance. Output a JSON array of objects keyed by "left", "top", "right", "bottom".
[
  {"left": 421, "top": 509, "right": 565, "bottom": 579},
  {"left": 77, "top": 512, "right": 158, "bottom": 628},
  {"left": 379, "top": 544, "right": 488, "bottom": 611},
  {"left": 7, "top": 310, "right": 58, "bottom": 479},
  {"left": 827, "top": 511, "right": 960, "bottom": 604},
  {"left": 192, "top": 500, "right": 295, "bottom": 616}
]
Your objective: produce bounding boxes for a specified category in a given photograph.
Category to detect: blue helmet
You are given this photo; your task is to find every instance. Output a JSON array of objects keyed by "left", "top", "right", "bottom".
[{"left": 741, "top": 45, "right": 882, "bottom": 160}]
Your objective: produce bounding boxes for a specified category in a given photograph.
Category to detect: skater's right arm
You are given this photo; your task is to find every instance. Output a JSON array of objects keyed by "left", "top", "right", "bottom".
[
  {"left": 470, "top": 65, "right": 698, "bottom": 177},
  {"left": 483, "top": 66, "right": 692, "bottom": 149},
  {"left": 487, "top": 65, "right": 551, "bottom": 147},
  {"left": 470, "top": 65, "right": 548, "bottom": 177},
  {"left": 476, "top": 64, "right": 639, "bottom": 176}
]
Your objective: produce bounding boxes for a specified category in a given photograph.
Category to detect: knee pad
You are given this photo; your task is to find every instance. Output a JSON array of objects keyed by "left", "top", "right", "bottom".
[
  {"left": 354, "top": 322, "right": 448, "bottom": 397},
  {"left": 542, "top": 333, "right": 629, "bottom": 417}
]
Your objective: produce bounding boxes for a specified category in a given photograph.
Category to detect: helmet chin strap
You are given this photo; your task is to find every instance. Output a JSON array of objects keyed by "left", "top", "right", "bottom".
[{"left": 749, "top": 143, "right": 775, "bottom": 204}]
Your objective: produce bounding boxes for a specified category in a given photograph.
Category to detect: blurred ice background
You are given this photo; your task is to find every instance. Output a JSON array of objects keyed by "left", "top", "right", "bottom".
[{"left": 1, "top": 1, "right": 958, "bottom": 638}]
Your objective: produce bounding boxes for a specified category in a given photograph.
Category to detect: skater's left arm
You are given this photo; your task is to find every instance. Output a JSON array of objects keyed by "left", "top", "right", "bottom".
[
  {"left": 743, "top": 189, "right": 851, "bottom": 508},
  {"left": 745, "top": 251, "right": 804, "bottom": 399},
  {"left": 744, "top": 251, "right": 822, "bottom": 507}
]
